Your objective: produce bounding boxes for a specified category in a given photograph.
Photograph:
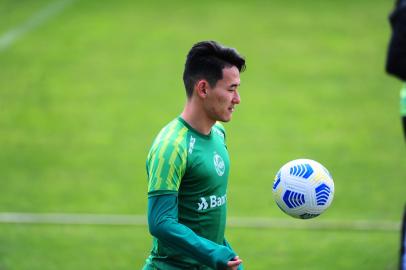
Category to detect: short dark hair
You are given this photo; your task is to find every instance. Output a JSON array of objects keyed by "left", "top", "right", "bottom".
[{"left": 183, "top": 40, "right": 246, "bottom": 98}]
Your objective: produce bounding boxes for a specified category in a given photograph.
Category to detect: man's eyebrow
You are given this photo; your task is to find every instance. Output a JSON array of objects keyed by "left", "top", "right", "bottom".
[{"left": 229, "top": 83, "right": 240, "bottom": 88}]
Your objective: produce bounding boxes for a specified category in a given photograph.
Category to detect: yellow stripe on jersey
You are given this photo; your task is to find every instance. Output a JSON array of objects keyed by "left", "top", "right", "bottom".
[
  {"left": 178, "top": 144, "right": 188, "bottom": 185},
  {"left": 151, "top": 156, "right": 165, "bottom": 191},
  {"left": 147, "top": 120, "right": 178, "bottom": 181},
  {"left": 166, "top": 127, "right": 188, "bottom": 190},
  {"left": 148, "top": 120, "right": 188, "bottom": 192},
  {"left": 153, "top": 124, "right": 178, "bottom": 179}
]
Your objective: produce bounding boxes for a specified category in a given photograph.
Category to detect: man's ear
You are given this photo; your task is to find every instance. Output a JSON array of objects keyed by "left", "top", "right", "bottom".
[{"left": 195, "top": 80, "right": 208, "bottom": 98}]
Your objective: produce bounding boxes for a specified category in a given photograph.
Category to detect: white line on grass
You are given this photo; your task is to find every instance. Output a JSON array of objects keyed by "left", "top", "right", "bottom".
[
  {"left": 0, "top": 0, "right": 75, "bottom": 52},
  {"left": 0, "top": 213, "right": 400, "bottom": 232}
]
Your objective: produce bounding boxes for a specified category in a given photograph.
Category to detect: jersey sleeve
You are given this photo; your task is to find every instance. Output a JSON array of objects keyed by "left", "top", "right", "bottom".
[
  {"left": 146, "top": 136, "right": 187, "bottom": 196},
  {"left": 148, "top": 194, "right": 236, "bottom": 269}
]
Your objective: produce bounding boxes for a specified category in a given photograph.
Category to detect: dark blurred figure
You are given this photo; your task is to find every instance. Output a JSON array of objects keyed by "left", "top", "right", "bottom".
[
  {"left": 386, "top": 0, "right": 406, "bottom": 140},
  {"left": 386, "top": 3, "right": 406, "bottom": 269},
  {"left": 401, "top": 204, "right": 406, "bottom": 270}
]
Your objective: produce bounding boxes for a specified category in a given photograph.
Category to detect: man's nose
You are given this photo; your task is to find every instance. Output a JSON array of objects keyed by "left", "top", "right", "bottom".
[{"left": 233, "top": 90, "right": 241, "bottom": 104}]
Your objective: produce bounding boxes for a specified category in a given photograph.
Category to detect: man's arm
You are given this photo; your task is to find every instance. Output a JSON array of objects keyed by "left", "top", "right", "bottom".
[{"left": 148, "top": 194, "right": 239, "bottom": 270}]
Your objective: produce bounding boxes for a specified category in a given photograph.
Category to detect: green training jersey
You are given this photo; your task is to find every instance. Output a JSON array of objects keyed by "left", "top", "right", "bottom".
[{"left": 146, "top": 116, "right": 231, "bottom": 268}]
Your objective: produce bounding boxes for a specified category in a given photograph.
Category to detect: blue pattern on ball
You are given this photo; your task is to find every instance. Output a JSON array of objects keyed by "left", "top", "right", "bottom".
[
  {"left": 273, "top": 172, "right": 281, "bottom": 190},
  {"left": 315, "top": 183, "right": 331, "bottom": 206},
  {"left": 283, "top": 190, "right": 305, "bottom": 208},
  {"left": 289, "top": 163, "right": 314, "bottom": 179}
]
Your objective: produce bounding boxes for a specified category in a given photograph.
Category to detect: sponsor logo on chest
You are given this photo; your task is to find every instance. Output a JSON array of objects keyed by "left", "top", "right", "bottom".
[{"left": 197, "top": 194, "right": 227, "bottom": 211}]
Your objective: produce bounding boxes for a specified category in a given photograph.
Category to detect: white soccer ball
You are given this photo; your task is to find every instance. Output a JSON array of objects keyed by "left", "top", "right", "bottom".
[{"left": 272, "top": 159, "right": 334, "bottom": 219}]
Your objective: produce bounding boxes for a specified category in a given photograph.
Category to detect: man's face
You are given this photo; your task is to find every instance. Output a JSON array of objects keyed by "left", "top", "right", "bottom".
[{"left": 204, "top": 66, "right": 241, "bottom": 122}]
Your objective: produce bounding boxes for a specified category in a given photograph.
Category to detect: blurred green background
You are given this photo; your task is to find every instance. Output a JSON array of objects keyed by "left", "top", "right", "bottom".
[{"left": 0, "top": 0, "right": 405, "bottom": 269}]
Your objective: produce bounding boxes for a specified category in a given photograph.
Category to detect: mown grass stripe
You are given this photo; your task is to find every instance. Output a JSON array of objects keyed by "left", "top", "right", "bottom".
[
  {"left": 0, "top": 213, "right": 399, "bottom": 232},
  {"left": 0, "top": 0, "right": 75, "bottom": 51}
]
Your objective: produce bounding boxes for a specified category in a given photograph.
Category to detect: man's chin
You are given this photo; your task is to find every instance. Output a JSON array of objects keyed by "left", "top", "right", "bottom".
[
  {"left": 220, "top": 115, "right": 232, "bottom": 122},
  {"left": 212, "top": 113, "right": 233, "bottom": 123}
]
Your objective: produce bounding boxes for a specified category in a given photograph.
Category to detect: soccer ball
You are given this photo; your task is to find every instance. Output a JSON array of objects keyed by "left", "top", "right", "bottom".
[{"left": 272, "top": 159, "right": 334, "bottom": 219}]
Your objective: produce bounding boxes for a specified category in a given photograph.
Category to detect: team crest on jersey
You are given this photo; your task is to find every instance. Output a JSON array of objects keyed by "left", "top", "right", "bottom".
[{"left": 213, "top": 152, "right": 225, "bottom": 176}]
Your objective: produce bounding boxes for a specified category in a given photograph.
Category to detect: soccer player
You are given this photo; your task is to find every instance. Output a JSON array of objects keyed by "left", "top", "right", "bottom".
[{"left": 142, "top": 41, "right": 246, "bottom": 270}]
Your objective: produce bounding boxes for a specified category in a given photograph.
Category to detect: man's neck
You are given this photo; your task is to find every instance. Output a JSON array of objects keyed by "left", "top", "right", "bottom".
[{"left": 181, "top": 102, "right": 215, "bottom": 135}]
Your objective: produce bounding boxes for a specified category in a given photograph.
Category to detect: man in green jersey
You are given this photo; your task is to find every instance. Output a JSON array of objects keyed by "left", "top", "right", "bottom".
[{"left": 143, "top": 41, "right": 246, "bottom": 270}]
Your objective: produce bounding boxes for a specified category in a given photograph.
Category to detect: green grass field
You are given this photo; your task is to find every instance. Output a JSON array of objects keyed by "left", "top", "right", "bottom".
[{"left": 1, "top": 0, "right": 405, "bottom": 269}]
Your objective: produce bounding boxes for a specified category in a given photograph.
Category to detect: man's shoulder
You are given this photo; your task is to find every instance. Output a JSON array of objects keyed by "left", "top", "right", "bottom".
[
  {"left": 150, "top": 118, "right": 189, "bottom": 153},
  {"left": 157, "top": 117, "right": 188, "bottom": 138}
]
